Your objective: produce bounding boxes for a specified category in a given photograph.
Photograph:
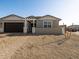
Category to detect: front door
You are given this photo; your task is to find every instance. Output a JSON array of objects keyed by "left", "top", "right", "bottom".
[{"left": 27, "top": 21, "right": 33, "bottom": 33}]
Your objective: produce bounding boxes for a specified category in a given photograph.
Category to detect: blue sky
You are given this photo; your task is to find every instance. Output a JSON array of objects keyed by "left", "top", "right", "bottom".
[{"left": 0, "top": 0, "right": 79, "bottom": 26}]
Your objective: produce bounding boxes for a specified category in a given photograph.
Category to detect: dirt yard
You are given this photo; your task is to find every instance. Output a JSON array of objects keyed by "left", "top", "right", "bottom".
[{"left": 0, "top": 33, "right": 79, "bottom": 59}]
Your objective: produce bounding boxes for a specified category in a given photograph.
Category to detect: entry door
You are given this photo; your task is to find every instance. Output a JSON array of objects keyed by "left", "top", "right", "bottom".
[{"left": 28, "top": 23, "right": 33, "bottom": 33}]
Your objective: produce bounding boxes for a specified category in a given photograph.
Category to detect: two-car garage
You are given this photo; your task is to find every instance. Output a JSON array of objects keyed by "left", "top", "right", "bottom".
[{"left": 4, "top": 22, "right": 24, "bottom": 33}]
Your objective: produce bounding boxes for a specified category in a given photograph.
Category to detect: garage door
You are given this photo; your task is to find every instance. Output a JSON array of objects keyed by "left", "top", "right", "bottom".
[{"left": 4, "top": 23, "right": 24, "bottom": 33}]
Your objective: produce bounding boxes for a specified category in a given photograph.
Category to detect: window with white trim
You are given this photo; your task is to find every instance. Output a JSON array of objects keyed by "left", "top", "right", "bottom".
[{"left": 44, "top": 21, "right": 52, "bottom": 28}]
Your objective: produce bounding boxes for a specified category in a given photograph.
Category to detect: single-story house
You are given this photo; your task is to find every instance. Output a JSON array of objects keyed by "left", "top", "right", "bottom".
[
  {"left": 0, "top": 14, "right": 62, "bottom": 34},
  {"left": 68, "top": 25, "right": 79, "bottom": 32}
]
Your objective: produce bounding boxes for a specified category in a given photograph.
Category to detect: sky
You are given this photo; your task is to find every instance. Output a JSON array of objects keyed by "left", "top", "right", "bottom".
[{"left": 0, "top": 0, "right": 79, "bottom": 26}]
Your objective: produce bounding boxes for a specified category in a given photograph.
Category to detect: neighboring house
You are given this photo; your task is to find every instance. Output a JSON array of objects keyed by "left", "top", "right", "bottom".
[
  {"left": 68, "top": 25, "right": 79, "bottom": 32},
  {"left": 0, "top": 14, "right": 62, "bottom": 34}
]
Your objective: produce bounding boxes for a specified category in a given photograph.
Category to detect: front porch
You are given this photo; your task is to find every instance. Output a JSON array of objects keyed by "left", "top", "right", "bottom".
[{"left": 23, "top": 19, "right": 36, "bottom": 34}]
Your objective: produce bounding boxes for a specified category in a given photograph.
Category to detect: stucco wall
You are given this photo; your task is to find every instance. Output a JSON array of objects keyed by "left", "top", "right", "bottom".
[
  {"left": 35, "top": 27, "right": 62, "bottom": 35},
  {"left": 36, "top": 20, "right": 43, "bottom": 28},
  {"left": 2, "top": 16, "right": 24, "bottom": 20},
  {"left": 0, "top": 23, "right": 4, "bottom": 32},
  {"left": 36, "top": 18, "right": 62, "bottom": 34},
  {"left": 2, "top": 16, "right": 25, "bottom": 23},
  {"left": 0, "top": 23, "right": 2, "bottom": 28}
]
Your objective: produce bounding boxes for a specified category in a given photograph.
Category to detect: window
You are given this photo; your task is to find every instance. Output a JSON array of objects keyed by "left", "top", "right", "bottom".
[
  {"left": 48, "top": 22, "right": 51, "bottom": 28},
  {"left": 44, "top": 22, "right": 47, "bottom": 28},
  {"left": 44, "top": 21, "right": 52, "bottom": 28}
]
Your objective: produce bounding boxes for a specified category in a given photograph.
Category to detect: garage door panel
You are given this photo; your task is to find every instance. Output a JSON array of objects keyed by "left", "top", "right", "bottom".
[{"left": 4, "top": 23, "right": 24, "bottom": 32}]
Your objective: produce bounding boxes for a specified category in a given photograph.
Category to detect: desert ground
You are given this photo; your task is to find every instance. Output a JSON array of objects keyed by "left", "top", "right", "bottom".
[{"left": 0, "top": 32, "right": 79, "bottom": 59}]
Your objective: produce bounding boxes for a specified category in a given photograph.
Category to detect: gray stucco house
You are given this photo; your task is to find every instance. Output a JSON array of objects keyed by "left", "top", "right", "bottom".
[
  {"left": 68, "top": 25, "right": 79, "bottom": 32},
  {"left": 0, "top": 14, "right": 62, "bottom": 34}
]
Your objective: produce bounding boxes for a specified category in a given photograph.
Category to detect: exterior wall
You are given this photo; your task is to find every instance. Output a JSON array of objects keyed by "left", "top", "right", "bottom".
[
  {"left": 2, "top": 15, "right": 25, "bottom": 23},
  {"left": 3, "top": 20, "right": 25, "bottom": 23},
  {"left": 2, "top": 16, "right": 24, "bottom": 20},
  {"left": 35, "top": 27, "right": 62, "bottom": 34},
  {"left": 0, "top": 22, "right": 4, "bottom": 32},
  {"left": 0, "top": 23, "right": 2, "bottom": 28},
  {"left": 35, "top": 18, "right": 62, "bottom": 34},
  {"left": 36, "top": 20, "right": 43, "bottom": 28}
]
